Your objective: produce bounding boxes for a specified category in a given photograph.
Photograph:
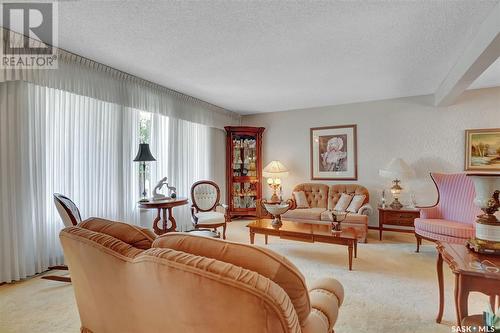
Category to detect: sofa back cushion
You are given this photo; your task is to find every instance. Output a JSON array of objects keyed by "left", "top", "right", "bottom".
[
  {"left": 328, "top": 184, "right": 369, "bottom": 211},
  {"left": 79, "top": 218, "right": 156, "bottom": 250},
  {"left": 292, "top": 183, "right": 329, "bottom": 208},
  {"left": 153, "top": 233, "right": 311, "bottom": 324}
]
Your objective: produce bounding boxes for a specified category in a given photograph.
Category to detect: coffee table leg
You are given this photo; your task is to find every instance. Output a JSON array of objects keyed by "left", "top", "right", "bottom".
[
  {"left": 250, "top": 231, "right": 255, "bottom": 244},
  {"left": 348, "top": 243, "right": 353, "bottom": 271},
  {"left": 265, "top": 234, "right": 268, "bottom": 245},
  {"left": 436, "top": 252, "right": 444, "bottom": 323},
  {"left": 354, "top": 240, "right": 357, "bottom": 258}
]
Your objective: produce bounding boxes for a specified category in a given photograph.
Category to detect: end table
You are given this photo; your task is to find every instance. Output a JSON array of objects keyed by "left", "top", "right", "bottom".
[
  {"left": 378, "top": 207, "right": 420, "bottom": 240},
  {"left": 436, "top": 242, "right": 500, "bottom": 325}
]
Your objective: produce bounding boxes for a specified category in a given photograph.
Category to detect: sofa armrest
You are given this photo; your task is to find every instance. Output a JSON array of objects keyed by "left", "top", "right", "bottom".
[
  {"left": 357, "top": 203, "right": 373, "bottom": 216},
  {"left": 301, "top": 310, "right": 329, "bottom": 333},
  {"left": 418, "top": 206, "right": 441, "bottom": 219},
  {"left": 307, "top": 277, "right": 344, "bottom": 332},
  {"left": 287, "top": 198, "right": 297, "bottom": 210}
]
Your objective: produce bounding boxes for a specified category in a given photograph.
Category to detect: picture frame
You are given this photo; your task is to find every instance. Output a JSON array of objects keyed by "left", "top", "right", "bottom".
[
  {"left": 310, "top": 124, "right": 358, "bottom": 180},
  {"left": 465, "top": 128, "right": 500, "bottom": 172}
]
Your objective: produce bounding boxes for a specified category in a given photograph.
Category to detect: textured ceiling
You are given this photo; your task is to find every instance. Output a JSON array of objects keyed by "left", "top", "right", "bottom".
[{"left": 14, "top": 1, "right": 500, "bottom": 113}]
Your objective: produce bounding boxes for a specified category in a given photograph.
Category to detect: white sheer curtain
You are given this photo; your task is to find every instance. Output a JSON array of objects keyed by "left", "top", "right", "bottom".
[
  {"left": 0, "top": 82, "right": 142, "bottom": 283},
  {"left": 150, "top": 114, "right": 226, "bottom": 231}
]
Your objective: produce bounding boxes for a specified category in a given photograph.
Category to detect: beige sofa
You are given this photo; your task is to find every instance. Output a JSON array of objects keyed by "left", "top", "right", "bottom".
[
  {"left": 283, "top": 183, "right": 373, "bottom": 242},
  {"left": 60, "top": 218, "right": 344, "bottom": 333}
]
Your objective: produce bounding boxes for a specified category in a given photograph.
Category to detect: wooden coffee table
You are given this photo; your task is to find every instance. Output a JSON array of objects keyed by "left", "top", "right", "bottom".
[{"left": 247, "top": 219, "right": 358, "bottom": 270}]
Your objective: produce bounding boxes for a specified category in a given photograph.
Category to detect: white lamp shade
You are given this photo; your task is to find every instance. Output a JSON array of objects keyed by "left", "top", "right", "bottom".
[
  {"left": 263, "top": 160, "right": 289, "bottom": 178},
  {"left": 379, "top": 158, "right": 415, "bottom": 179}
]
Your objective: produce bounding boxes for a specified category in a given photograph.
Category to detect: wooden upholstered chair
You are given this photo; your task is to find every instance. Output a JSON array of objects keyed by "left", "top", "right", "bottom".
[
  {"left": 42, "top": 193, "right": 83, "bottom": 282},
  {"left": 414, "top": 173, "right": 482, "bottom": 252},
  {"left": 190, "top": 180, "right": 230, "bottom": 239}
]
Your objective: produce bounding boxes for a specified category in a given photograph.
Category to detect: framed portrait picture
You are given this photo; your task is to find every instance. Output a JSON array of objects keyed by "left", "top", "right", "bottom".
[
  {"left": 465, "top": 128, "right": 500, "bottom": 171},
  {"left": 310, "top": 124, "right": 358, "bottom": 180}
]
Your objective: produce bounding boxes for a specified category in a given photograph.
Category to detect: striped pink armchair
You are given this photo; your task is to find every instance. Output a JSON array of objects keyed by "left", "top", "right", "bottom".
[{"left": 415, "top": 173, "right": 482, "bottom": 252}]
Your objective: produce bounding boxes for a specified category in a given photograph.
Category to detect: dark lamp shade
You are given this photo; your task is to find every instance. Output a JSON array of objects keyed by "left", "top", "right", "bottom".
[{"left": 133, "top": 143, "right": 156, "bottom": 162}]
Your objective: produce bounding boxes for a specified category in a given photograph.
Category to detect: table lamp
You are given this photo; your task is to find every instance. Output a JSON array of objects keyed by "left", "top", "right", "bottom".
[
  {"left": 134, "top": 143, "right": 156, "bottom": 202},
  {"left": 379, "top": 158, "right": 414, "bottom": 210},
  {"left": 263, "top": 160, "right": 289, "bottom": 203}
]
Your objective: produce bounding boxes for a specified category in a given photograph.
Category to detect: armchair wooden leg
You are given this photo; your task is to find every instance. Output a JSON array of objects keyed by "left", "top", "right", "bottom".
[
  {"left": 415, "top": 234, "right": 422, "bottom": 253},
  {"left": 42, "top": 275, "right": 71, "bottom": 283},
  {"left": 48, "top": 265, "right": 68, "bottom": 270},
  {"left": 222, "top": 223, "right": 227, "bottom": 240}
]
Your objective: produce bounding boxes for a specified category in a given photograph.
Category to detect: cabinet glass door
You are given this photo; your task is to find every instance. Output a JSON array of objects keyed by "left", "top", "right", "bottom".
[{"left": 231, "top": 134, "right": 258, "bottom": 210}]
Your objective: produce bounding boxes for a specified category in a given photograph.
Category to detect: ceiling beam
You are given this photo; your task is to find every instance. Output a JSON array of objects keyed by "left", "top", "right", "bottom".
[{"left": 434, "top": 3, "right": 500, "bottom": 106}]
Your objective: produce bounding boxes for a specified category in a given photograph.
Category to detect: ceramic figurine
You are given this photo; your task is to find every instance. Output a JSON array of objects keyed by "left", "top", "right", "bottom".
[{"left": 152, "top": 177, "right": 168, "bottom": 201}]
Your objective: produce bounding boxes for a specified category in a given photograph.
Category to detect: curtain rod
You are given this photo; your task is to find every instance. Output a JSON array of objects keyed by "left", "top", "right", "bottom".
[{"left": 1, "top": 27, "right": 233, "bottom": 114}]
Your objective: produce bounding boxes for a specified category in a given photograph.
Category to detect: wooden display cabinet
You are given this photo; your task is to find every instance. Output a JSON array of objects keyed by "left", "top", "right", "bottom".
[{"left": 225, "top": 126, "right": 265, "bottom": 218}]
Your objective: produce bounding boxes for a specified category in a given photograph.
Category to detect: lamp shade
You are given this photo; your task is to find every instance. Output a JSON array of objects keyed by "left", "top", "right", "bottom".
[
  {"left": 379, "top": 158, "right": 414, "bottom": 179},
  {"left": 133, "top": 143, "right": 156, "bottom": 162},
  {"left": 263, "top": 160, "right": 289, "bottom": 178}
]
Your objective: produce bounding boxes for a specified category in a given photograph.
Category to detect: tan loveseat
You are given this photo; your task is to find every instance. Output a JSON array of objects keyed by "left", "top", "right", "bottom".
[
  {"left": 60, "top": 218, "right": 344, "bottom": 333},
  {"left": 283, "top": 183, "right": 373, "bottom": 242}
]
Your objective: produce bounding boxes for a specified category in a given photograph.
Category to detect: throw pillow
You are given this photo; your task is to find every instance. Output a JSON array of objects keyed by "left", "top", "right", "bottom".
[
  {"left": 334, "top": 193, "right": 353, "bottom": 212},
  {"left": 346, "top": 194, "right": 366, "bottom": 213},
  {"left": 293, "top": 191, "right": 309, "bottom": 208}
]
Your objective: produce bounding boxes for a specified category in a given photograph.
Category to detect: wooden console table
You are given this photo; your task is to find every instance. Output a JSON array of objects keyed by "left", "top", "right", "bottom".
[
  {"left": 247, "top": 219, "right": 358, "bottom": 270},
  {"left": 378, "top": 207, "right": 420, "bottom": 240},
  {"left": 138, "top": 198, "right": 188, "bottom": 235},
  {"left": 436, "top": 242, "right": 500, "bottom": 326}
]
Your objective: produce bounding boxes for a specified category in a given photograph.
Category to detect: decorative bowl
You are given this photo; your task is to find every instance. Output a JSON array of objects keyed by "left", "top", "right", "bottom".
[{"left": 262, "top": 202, "right": 290, "bottom": 227}]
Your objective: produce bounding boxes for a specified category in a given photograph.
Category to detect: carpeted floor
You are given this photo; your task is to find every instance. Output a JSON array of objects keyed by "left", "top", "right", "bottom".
[{"left": 0, "top": 220, "right": 490, "bottom": 333}]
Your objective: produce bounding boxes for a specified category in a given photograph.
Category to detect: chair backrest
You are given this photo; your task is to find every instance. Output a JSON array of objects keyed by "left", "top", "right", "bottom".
[
  {"left": 60, "top": 221, "right": 301, "bottom": 333},
  {"left": 191, "top": 180, "right": 220, "bottom": 211},
  {"left": 431, "top": 173, "right": 481, "bottom": 224},
  {"left": 54, "top": 193, "right": 82, "bottom": 226},
  {"left": 328, "top": 184, "right": 369, "bottom": 210},
  {"left": 292, "top": 183, "right": 329, "bottom": 208}
]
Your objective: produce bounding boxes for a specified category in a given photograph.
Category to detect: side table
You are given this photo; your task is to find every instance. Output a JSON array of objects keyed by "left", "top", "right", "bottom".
[
  {"left": 378, "top": 207, "right": 420, "bottom": 240},
  {"left": 138, "top": 198, "right": 189, "bottom": 235},
  {"left": 436, "top": 242, "right": 500, "bottom": 326}
]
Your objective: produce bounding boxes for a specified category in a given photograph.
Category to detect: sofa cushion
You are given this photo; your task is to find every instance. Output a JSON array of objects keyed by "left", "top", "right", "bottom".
[
  {"left": 334, "top": 193, "right": 353, "bottom": 211},
  {"left": 153, "top": 233, "right": 311, "bottom": 324},
  {"left": 328, "top": 184, "right": 369, "bottom": 211},
  {"left": 319, "top": 211, "right": 367, "bottom": 225},
  {"left": 346, "top": 195, "right": 366, "bottom": 213},
  {"left": 414, "top": 218, "right": 474, "bottom": 239},
  {"left": 283, "top": 207, "right": 326, "bottom": 220},
  {"left": 292, "top": 183, "right": 329, "bottom": 208},
  {"left": 293, "top": 191, "right": 310, "bottom": 208},
  {"left": 79, "top": 218, "right": 156, "bottom": 250}
]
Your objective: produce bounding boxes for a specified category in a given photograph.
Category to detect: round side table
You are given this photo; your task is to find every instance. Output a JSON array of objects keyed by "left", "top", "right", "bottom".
[{"left": 138, "top": 198, "right": 189, "bottom": 235}]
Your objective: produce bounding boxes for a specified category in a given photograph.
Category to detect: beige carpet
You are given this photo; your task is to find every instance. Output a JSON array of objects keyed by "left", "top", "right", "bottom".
[{"left": 0, "top": 221, "right": 490, "bottom": 333}]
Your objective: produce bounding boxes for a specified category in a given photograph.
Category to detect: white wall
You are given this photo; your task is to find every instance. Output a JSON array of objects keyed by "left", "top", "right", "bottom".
[{"left": 242, "top": 87, "right": 500, "bottom": 226}]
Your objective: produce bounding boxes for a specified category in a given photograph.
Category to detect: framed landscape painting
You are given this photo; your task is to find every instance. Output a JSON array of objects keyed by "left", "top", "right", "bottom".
[
  {"left": 310, "top": 124, "right": 357, "bottom": 180},
  {"left": 465, "top": 128, "right": 500, "bottom": 171}
]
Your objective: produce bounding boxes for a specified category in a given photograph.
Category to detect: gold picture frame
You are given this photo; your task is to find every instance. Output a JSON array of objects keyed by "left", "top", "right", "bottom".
[{"left": 465, "top": 128, "right": 500, "bottom": 171}]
